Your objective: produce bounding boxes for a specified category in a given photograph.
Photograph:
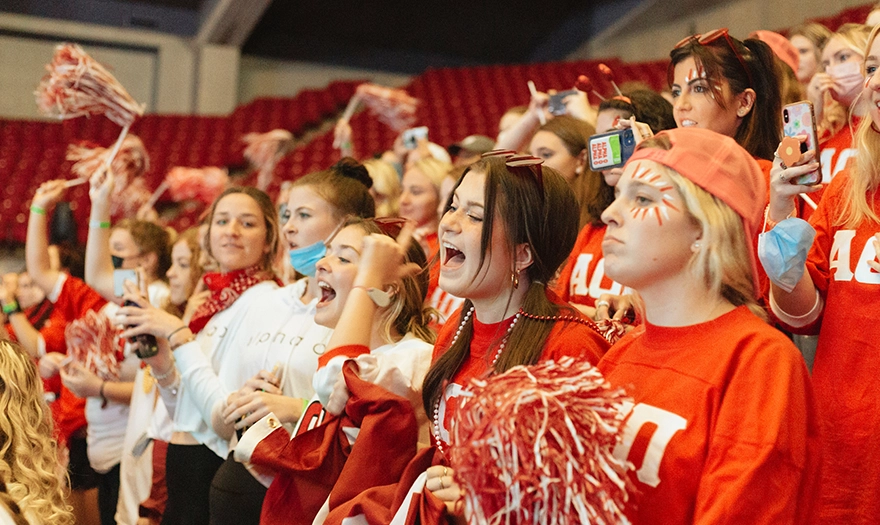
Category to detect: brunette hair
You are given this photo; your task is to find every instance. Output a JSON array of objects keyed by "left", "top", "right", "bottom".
[
  {"left": 165, "top": 228, "right": 204, "bottom": 316},
  {"left": 204, "top": 186, "right": 280, "bottom": 274},
  {"left": 597, "top": 90, "right": 677, "bottom": 134},
  {"left": 421, "top": 156, "right": 581, "bottom": 415},
  {"left": 537, "top": 115, "right": 612, "bottom": 227},
  {"left": 292, "top": 158, "right": 376, "bottom": 220},
  {"left": 343, "top": 218, "right": 436, "bottom": 344},
  {"left": 669, "top": 33, "right": 783, "bottom": 160},
  {"left": 113, "top": 219, "right": 172, "bottom": 281}
]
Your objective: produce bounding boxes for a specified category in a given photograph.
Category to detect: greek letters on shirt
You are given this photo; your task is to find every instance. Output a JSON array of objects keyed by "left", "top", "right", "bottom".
[
  {"left": 820, "top": 147, "right": 856, "bottom": 184},
  {"left": 612, "top": 401, "right": 687, "bottom": 488},
  {"left": 429, "top": 288, "right": 465, "bottom": 325},
  {"left": 829, "top": 229, "right": 880, "bottom": 283},
  {"left": 569, "top": 254, "right": 626, "bottom": 300},
  {"left": 246, "top": 330, "right": 328, "bottom": 355}
]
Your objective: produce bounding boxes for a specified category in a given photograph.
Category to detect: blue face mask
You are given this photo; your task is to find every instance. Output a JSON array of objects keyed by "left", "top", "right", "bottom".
[
  {"left": 757, "top": 217, "right": 816, "bottom": 293},
  {"left": 288, "top": 241, "right": 326, "bottom": 277}
]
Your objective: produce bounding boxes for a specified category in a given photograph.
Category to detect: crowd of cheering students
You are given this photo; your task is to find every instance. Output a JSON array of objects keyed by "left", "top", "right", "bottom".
[{"left": 0, "top": 9, "right": 879, "bottom": 525}]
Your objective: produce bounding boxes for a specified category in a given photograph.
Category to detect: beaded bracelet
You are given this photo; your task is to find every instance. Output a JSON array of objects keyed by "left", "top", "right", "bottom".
[{"left": 151, "top": 363, "right": 177, "bottom": 382}]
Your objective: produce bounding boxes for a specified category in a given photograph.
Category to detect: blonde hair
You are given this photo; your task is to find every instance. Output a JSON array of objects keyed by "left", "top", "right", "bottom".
[
  {"left": 363, "top": 159, "right": 402, "bottom": 217},
  {"left": 662, "top": 168, "right": 765, "bottom": 319},
  {"left": 839, "top": 24, "right": 880, "bottom": 228},
  {"left": 0, "top": 341, "right": 73, "bottom": 525},
  {"left": 822, "top": 24, "right": 871, "bottom": 70},
  {"left": 408, "top": 157, "right": 451, "bottom": 192}
]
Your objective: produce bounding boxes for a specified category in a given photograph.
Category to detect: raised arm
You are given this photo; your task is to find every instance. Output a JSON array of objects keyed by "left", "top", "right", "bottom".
[
  {"left": 26, "top": 181, "right": 67, "bottom": 294},
  {"left": 84, "top": 168, "right": 117, "bottom": 301},
  {"left": 495, "top": 91, "right": 548, "bottom": 152}
]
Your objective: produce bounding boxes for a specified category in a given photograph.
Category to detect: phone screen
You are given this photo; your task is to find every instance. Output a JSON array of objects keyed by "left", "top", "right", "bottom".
[
  {"left": 113, "top": 269, "right": 138, "bottom": 298},
  {"left": 548, "top": 89, "right": 578, "bottom": 116}
]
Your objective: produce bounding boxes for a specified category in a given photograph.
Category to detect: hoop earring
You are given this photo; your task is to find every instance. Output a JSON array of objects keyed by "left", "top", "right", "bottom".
[{"left": 511, "top": 270, "right": 519, "bottom": 289}]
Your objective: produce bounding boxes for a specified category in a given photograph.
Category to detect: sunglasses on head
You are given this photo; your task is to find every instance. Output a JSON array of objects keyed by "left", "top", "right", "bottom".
[
  {"left": 370, "top": 217, "right": 410, "bottom": 238},
  {"left": 674, "top": 28, "right": 753, "bottom": 89},
  {"left": 480, "top": 150, "right": 544, "bottom": 194}
]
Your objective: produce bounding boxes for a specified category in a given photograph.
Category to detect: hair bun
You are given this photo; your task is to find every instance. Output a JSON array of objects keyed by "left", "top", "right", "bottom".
[{"left": 333, "top": 157, "right": 373, "bottom": 189}]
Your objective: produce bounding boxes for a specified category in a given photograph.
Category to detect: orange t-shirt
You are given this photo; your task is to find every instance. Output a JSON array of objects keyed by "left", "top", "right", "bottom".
[
  {"left": 598, "top": 306, "right": 820, "bottom": 525},
  {"left": 554, "top": 222, "right": 627, "bottom": 308},
  {"left": 793, "top": 169, "right": 880, "bottom": 523}
]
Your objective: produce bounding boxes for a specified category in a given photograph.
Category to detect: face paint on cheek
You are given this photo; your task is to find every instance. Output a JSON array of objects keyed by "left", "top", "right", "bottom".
[{"left": 628, "top": 165, "right": 682, "bottom": 226}]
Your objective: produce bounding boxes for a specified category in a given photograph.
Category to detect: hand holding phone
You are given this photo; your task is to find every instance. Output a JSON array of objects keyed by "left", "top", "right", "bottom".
[
  {"left": 589, "top": 129, "right": 637, "bottom": 171},
  {"left": 548, "top": 89, "right": 579, "bottom": 116},
  {"left": 782, "top": 101, "right": 822, "bottom": 186},
  {"left": 114, "top": 270, "right": 160, "bottom": 358},
  {"left": 402, "top": 126, "right": 428, "bottom": 150}
]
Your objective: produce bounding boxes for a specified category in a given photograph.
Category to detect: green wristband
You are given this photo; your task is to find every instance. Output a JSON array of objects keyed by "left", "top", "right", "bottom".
[
  {"left": 2, "top": 301, "right": 21, "bottom": 315},
  {"left": 30, "top": 205, "right": 47, "bottom": 215}
]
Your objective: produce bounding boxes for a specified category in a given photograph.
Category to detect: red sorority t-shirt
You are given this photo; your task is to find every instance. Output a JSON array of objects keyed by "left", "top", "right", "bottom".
[
  {"left": 800, "top": 118, "right": 859, "bottom": 222},
  {"left": 554, "top": 222, "right": 627, "bottom": 307},
  {"left": 431, "top": 299, "right": 609, "bottom": 448},
  {"left": 598, "top": 306, "right": 820, "bottom": 525},
  {"left": 793, "top": 169, "right": 880, "bottom": 523},
  {"left": 50, "top": 275, "right": 109, "bottom": 443}
]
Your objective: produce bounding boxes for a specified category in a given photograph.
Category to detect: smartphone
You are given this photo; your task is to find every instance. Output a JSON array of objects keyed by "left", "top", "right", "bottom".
[
  {"left": 113, "top": 269, "right": 138, "bottom": 298},
  {"left": 113, "top": 269, "right": 160, "bottom": 358},
  {"left": 588, "top": 129, "right": 637, "bottom": 171},
  {"left": 402, "top": 126, "right": 428, "bottom": 150},
  {"left": 548, "top": 89, "right": 578, "bottom": 116},
  {"left": 782, "top": 101, "right": 822, "bottom": 186}
]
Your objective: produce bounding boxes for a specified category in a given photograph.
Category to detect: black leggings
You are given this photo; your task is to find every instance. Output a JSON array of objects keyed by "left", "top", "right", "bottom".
[
  {"left": 97, "top": 463, "right": 120, "bottom": 525},
  {"left": 162, "top": 444, "right": 224, "bottom": 525},
  {"left": 209, "top": 454, "right": 267, "bottom": 525}
]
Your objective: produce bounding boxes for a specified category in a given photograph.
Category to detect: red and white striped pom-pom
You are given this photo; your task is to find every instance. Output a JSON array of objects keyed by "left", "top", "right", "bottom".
[
  {"left": 35, "top": 43, "right": 145, "bottom": 128},
  {"left": 165, "top": 166, "right": 229, "bottom": 205},
  {"left": 594, "top": 319, "right": 629, "bottom": 345},
  {"left": 243, "top": 130, "right": 294, "bottom": 191},
  {"left": 64, "top": 310, "right": 121, "bottom": 381},
  {"left": 110, "top": 176, "right": 152, "bottom": 219},
  {"left": 355, "top": 83, "right": 419, "bottom": 132},
  {"left": 450, "top": 357, "right": 633, "bottom": 525},
  {"left": 67, "top": 135, "right": 149, "bottom": 181}
]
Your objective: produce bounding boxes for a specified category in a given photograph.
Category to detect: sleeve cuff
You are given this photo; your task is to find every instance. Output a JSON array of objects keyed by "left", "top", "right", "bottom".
[
  {"left": 234, "top": 412, "right": 287, "bottom": 464},
  {"left": 47, "top": 273, "right": 67, "bottom": 303}
]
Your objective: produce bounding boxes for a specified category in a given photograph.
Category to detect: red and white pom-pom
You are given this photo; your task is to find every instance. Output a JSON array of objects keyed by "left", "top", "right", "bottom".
[
  {"left": 67, "top": 135, "right": 149, "bottom": 180},
  {"left": 243, "top": 130, "right": 294, "bottom": 191},
  {"left": 165, "top": 166, "right": 229, "bottom": 205},
  {"left": 355, "top": 83, "right": 419, "bottom": 132},
  {"left": 35, "top": 43, "right": 145, "bottom": 127},
  {"left": 110, "top": 176, "right": 152, "bottom": 218},
  {"left": 64, "top": 310, "right": 121, "bottom": 381},
  {"left": 450, "top": 357, "right": 633, "bottom": 525}
]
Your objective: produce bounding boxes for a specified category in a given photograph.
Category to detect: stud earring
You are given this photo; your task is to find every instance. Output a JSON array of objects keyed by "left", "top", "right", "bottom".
[{"left": 692, "top": 241, "right": 702, "bottom": 252}]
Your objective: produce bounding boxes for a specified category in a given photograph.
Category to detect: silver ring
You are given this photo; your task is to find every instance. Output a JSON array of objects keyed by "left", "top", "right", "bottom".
[
  {"left": 779, "top": 172, "right": 786, "bottom": 182},
  {"left": 596, "top": 300, "right": 611, "bottom": 309},
  {"left": 439, "top": 477, "right": 446, "bottom": 489}
]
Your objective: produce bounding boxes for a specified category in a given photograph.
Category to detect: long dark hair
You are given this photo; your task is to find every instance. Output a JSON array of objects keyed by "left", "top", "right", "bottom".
[
  {"left": 421, "top": 156, "right": 581, "bottom": 415},
  {"left": 669, "top": 34, "right": 782, "bottom": 160}
]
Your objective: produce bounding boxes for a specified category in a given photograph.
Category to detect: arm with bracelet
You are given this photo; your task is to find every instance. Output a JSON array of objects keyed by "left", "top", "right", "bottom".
[{"left": 84, "top": 167, "right": 118, "bottom": 301}]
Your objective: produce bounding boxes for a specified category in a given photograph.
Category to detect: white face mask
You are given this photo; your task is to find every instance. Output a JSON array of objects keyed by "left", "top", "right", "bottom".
[{"left": 827, "top": 61, "right": 865, "bottom": 100}]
